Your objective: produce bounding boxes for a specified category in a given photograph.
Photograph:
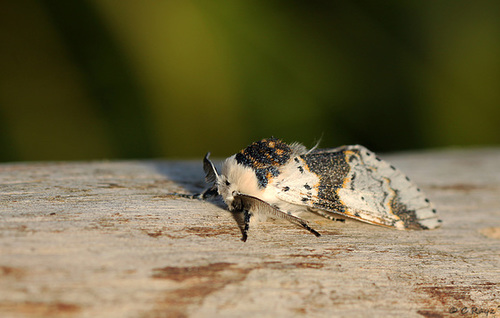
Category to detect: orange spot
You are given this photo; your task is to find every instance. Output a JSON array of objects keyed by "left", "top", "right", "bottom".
[{"left": 301, "top": 160, "right": 312, "bottom": 172}]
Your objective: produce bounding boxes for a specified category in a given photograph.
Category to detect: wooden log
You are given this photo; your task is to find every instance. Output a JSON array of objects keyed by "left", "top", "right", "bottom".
[{"left": 0, "top": 148, "right": 499, "bottom": 317}]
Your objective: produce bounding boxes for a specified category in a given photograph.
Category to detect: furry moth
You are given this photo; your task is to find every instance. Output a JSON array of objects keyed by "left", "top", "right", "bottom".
[{"left": 196, "top": 137, "right": 441, "bottom": 241}]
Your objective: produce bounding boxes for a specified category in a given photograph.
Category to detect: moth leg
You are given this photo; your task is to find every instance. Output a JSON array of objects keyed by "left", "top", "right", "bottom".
[
  {"left": 170, "top": 192, "right": 198, "bottom": 199},
  {"left": 293, "top": 216, "right": 321, "bottom": 237},
  {"left": 241, "top": 209, "right": 252, "bottom": 242},
  {"left": 229, "top": 208, "right": 252, "bottom": 242},
  {"left": 171, "top": 185, "right": 219, "bottom": 200},
  {"left": 200, "top": 186, "right": 219, "bottom": 199},
  {"left": 308, "top": 208, "right": 346, "bottom": 223}
]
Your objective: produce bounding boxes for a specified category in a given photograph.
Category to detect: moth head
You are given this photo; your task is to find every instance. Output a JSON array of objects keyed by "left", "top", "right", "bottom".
[
  {"left": 204, "top": 153, "right": 264, "bottom": 211},
  {"left": 216, "top": 174, "right": 237, "bottom": 210},
  {"left": 203, "top": 152, "right": 239, "bottom": 208},
  {"left": 219, "top": 155, "right": 263, "bottom": 210}
]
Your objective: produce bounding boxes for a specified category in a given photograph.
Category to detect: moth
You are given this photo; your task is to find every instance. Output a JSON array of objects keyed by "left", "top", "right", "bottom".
[{"left": 192, "top": 137, "right": 441, "bottom": 242}]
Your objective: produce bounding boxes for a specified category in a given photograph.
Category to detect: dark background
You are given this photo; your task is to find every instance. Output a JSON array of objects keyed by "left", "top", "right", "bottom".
[{"left": 1, "top": 1, "right": 499, "bottom": 162}]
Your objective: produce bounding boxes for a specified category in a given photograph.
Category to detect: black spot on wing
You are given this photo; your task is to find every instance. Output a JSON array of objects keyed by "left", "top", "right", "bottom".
[
  {"left": 254, "top": 166, "right": 280, "bottom": 188},
  {"left": 349, "top": 172, "right": 357, "bottom": 190}
]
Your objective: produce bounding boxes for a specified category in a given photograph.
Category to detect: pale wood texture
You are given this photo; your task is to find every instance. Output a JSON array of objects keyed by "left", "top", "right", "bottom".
[{"left": 1, "top": 148, "right": 499, "bottom": 318}]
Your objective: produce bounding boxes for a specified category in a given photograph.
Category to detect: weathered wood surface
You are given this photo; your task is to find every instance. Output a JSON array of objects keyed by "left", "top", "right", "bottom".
[{"left": 1, "top": 148, "right": 499, "bottom": 318}]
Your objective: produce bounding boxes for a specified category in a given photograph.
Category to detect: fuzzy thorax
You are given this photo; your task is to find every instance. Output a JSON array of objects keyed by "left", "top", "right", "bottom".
[{"left": 217, "top": 155, "right": 264, "bottom": 210}]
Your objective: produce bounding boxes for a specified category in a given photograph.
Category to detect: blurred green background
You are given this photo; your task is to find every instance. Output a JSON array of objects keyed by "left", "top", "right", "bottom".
[{"left": 1, "top": 1, "right": 499, "bottom": 162}]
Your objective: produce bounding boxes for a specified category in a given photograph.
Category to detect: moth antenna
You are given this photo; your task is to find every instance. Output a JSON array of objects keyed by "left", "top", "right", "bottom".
[
  {"left": 203, "top": 152, "right": 219, "bottom": 184},
  {"left": 307, "top": 136, "right": 322, "bottom": 154},
  {"left": 170, "top": 185, "right": 218, "bottom": 200},
  {"left": 233, "top": 193, "right": 321, "bottom": 239},
  {"left": 201, "top": 185, "right": 219, "bottom": 199}
]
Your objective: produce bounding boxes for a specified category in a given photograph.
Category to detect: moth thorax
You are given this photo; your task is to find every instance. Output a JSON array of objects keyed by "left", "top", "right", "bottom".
[
  {"left": 219, "top": 157, "right": 262, "bottom": 205},
  {"left": 234, "top": 138, "right": 292, "bottom": 188}
]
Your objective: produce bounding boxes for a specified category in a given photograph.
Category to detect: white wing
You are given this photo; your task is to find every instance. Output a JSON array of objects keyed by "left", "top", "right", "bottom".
[{"left": 273, "top": 145, "right": 441, "bottom": 230}]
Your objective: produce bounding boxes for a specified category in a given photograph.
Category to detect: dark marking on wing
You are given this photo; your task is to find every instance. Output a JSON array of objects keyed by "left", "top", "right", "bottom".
[
  {"left": 350, "top": 172, "right": 357, "bottom": 190},
  {"left": 300, "top": 150, "right": 353, "bottom": 213},
  {"left": 389, "top": 195, "right": 422, "bottom": 229}
]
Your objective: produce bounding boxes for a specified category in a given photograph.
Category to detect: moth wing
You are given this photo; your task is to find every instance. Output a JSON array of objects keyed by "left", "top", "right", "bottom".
[{"left": 275, "top": 145, "right": 441, "bottom": 230}]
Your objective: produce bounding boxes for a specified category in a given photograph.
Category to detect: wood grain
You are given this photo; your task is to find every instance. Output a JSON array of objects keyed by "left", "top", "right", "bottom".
[{"left": 1, "top": 149, "right": 499, "bottom": 317}]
